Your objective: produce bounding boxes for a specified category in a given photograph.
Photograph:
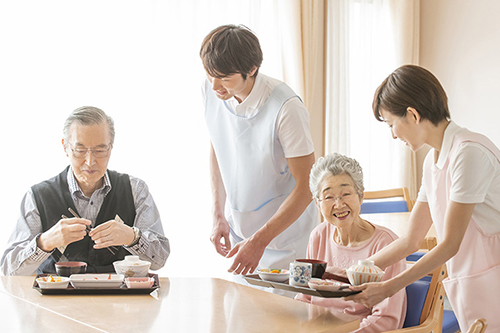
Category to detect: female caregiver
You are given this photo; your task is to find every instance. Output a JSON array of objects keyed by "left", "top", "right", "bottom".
[{"left": 345, "top": 65, "right": 500, "bottom": 332}]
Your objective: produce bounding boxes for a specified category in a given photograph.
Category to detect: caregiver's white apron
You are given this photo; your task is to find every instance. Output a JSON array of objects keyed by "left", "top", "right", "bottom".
[
  {"left": 205, "top": 80, "right": 318, "bottom": 268},
  {"left": 423, "top": 126, "right": 500, "bottom": 332}
]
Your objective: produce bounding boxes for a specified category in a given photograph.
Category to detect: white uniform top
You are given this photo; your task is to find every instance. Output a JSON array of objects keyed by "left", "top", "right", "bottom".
[
  {"left": 203, "top": 73, "right": 318, "bottom": 263},
  {"left": 417, "top": 121, "right": 500, "bottom": 331}
]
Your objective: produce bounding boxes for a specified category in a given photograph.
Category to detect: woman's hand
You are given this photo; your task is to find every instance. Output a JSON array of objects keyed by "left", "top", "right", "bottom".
[{"left": 343, "top": 280, "right": 395, "bottom": 308}]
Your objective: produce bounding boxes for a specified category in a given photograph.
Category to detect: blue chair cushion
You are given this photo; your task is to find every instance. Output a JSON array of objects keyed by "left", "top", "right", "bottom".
[
  {"left": 407, "top": 251, "right": 426, "bottom": 262},
  {"left": 442, "top": 309, "right": 460, "bottom": 333},
  {"left": 403, "top": 279, "right": 430, "bottom": 328},
  {"left": 360, "top": 201, "right": 409, "bottom": 214}
]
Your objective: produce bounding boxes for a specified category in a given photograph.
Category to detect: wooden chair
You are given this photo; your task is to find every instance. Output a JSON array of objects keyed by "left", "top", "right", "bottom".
[
  {"left": 361, "top": 187, "right": 414, "bottom": 214},
  {"left": 467, "top": 318, "right": 488, "bottom": 333},
  {"left": 386, "top": 263, "right": 447, "bottom": 333}
]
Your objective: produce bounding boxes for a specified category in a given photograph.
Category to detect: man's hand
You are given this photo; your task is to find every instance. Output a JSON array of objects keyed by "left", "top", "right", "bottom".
[
  {"left": 89, "top": 218, "right": 134, "bottom": 248},
  {"left": 210, "top": 217, "right": 231, "bottom": 256},
  {"left": 37, "top": 217, "right": 91, "bottom": 252},
  {"left": 226, "top": 237, "right": 266, "bottom": 275}
]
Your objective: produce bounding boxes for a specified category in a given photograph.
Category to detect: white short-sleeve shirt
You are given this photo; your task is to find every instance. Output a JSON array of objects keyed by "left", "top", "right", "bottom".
[
  {"left": 202, "top": 73, "right": 314, "bottom": 158},
  {"left": 417, "top": 121, "right": 500, "bottom": 235}
]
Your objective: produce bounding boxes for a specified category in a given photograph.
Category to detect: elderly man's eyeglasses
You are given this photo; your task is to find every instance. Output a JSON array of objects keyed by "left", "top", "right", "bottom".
[{"left": 68, "top": 144, "right": 111, "bottom": 159}]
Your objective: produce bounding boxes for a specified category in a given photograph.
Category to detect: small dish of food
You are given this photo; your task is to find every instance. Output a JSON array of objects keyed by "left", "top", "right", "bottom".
[
  {"left": 257, "top": 268, "right": 289, "bottom": 283},
  {"left": 70, "top": 274, "right": 124, "bottom": 288},
  {"left": 36, "top": 275, "right": 70, "bottom": 289},
  {"left": 308, "top": 278, "right": 349, "bottom": 291},
  {"left": 125, "top": 277, "right": 155, "bottom": 289}
]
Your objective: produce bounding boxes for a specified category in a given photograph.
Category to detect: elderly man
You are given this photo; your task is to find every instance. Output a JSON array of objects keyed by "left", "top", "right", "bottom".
[{"left": 1, "top": 106, "right": 170, "bottom": 275}]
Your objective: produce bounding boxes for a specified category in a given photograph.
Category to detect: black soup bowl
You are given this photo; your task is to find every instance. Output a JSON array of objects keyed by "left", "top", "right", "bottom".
[
  {"left": 55, "top": 261, "right": 87, "bottom": 277},
  {"left": 296, "top": 259, "right": 327, "bottom": 278}
]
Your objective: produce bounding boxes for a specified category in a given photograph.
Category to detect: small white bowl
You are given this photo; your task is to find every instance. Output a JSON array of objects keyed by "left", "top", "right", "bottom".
[
  {"left": 36, "top": 276, "right": 70, "bottom": 289},
  {"left": 257, "top": 269, "right": 289, "bottom": 283},
  {"left": 125, "top": 277, "right": 155, "bottom": 289},
  {"left": 113, "top": 255, "right": 151, "bottom": 277},
  {"left": 308, "top": 278, "right": 349, "bottom": 291}
]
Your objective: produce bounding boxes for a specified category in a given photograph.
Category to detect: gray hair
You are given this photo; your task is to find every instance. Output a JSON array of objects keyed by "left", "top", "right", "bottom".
[
  {"left": 309, "top": 153, "right": 364, "bottom": 200},
  {"left": 63, "top": 106, "right": 115, "bottom": 145}
]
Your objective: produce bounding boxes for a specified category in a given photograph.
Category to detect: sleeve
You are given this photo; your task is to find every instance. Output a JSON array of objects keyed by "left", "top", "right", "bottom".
[
  {"left": 449, "top": 143, "right": 497, "bottom": 203},
  {"left": 125, "top": 176, "right": 170, "bottom": 270},
  {"left": 416, "top": 151, "right": 433, "bottom": 203},
  {"left": 349, "top": 231, "right": 407, "bottom": 333},
  {"left": 0, "top": 189, "right": 53, "bottom": 276},
  {"left": 276, "top": 97, "right": 315, "bottom": 158}
]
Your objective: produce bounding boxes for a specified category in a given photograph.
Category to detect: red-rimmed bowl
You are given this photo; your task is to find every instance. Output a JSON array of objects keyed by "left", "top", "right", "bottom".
[{"left": 55, "top": 261, "right": 87, "bottom": 277}]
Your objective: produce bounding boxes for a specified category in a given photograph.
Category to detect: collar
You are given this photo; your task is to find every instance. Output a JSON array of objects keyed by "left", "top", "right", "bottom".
[
  {"left": 67, "top": 166, "right": 111, "bottom": 198},
  {"left": 435, "top": 121, "right": 462, "bottom": 169},
  {"left": 228, "top": 73, "right": 266, "bottom": 117}
]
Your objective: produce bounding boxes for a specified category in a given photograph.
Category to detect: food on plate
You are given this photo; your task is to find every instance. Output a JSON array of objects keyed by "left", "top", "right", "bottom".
[
  {"left": 308, "top": 278, "right": 349, "bottom": 291},
  {"left": 258, "top": 268, "right": 284, "bottom": 274},
  {"left": 39, "top": 275, "right": 63, "bottom": 283}
]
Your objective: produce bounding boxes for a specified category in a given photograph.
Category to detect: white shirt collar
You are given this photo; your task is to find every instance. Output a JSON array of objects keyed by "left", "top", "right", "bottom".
[
  {"left": 227, "top": 73, "right": 266, "bottom": 117},
  {"left": 436, "top": 120, "right": 461, "bottom": 169}
]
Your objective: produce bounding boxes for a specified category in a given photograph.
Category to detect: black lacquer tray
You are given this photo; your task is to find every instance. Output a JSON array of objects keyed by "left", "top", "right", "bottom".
[
  {"left": 244, "top": 274, "right": 360, "bottom": 298},
  {"left": 33, "top": 273, "right": 160, "bottom": 295}
]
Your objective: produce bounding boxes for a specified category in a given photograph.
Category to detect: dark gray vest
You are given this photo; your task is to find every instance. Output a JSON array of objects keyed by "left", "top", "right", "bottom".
[{"left": 32, "top": 167, "right": 136, "bottom": 274}]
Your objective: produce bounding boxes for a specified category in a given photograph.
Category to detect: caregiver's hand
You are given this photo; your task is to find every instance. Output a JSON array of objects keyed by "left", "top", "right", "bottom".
[
  {"left": 343, "top": 281, "right": 395, "bottom": 309},
  {"left": 210, "top": 217, "right": 231, "bottom": 256},
  {"left": 89, "top": 218, "right": 134, "bottom": 249},
  {"left": 226, "top": 236, "right": 265, "bottom": 275}
]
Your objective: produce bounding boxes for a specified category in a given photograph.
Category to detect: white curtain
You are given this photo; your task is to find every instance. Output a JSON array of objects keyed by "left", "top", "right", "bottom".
[
  {"left": 325, "top": 0, "right": 420, "bottom": 198},
  {"left": 0, "top": 0, "right": 310, "bottom": 278}
]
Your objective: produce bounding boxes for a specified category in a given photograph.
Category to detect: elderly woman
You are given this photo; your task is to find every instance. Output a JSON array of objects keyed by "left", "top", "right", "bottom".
[{"left": 296, "top": 153, "right": 406, "bottom": 333}]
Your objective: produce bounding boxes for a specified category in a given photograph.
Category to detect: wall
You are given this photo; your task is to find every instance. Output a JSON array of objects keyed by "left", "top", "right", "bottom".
[{"left": 417, "top": 0, "right": 500, "bottom": 184}]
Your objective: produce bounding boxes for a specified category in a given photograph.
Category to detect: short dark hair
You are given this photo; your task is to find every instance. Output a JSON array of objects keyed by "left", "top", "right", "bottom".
[
  {"left": 199, "top": 24, "right": 263, "bottom": 80},
  {"left": 372, "top": 65, "right": 450, "bottom": 125}
]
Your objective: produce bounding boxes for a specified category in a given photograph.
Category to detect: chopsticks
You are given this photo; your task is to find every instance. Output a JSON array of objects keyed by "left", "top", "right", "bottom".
[{"left": 66, "top": 208, "right": 116, "bottom": 255}]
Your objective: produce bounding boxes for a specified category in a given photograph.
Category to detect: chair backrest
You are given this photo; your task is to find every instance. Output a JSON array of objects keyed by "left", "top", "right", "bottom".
[
  {"left": 361, "top": 188, "right": 414, "bottom": 214},
  {"left": 385, "top": 263, "right": 447, "bottom": 333},
  {"left": 467, "top": 318, "right": 488, "bottom": 333}
]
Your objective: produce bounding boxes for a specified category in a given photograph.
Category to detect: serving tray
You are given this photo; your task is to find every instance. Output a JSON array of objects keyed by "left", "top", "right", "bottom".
[
  {"left": 243, "top": 274, "right": 360, "bottom": 298},
  {"left": 33, "top": 273, "right": 160, "bottom": 295}
]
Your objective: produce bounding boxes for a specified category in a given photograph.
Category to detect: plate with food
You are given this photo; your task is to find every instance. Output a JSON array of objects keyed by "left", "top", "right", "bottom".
[
  {"left": 36, "top": 275, "right": 70, "bottom": 289},
  {"left": 257, "top": 268, "right": 289, "bottom": 282},
  {"left": 308, "top": 278, "right": 350, "bottom": 291},
  {"left": 70, "top": 273, "right": 124, "bottom": 288}
]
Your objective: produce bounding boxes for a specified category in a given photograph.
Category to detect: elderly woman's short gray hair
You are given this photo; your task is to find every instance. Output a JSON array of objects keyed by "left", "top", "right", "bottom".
[
  {"left": 309, "top": 153, "right": 364, "bottom": 199},
  {"left": 63, "top": 106, "right": 115, "bottom": 145}
]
